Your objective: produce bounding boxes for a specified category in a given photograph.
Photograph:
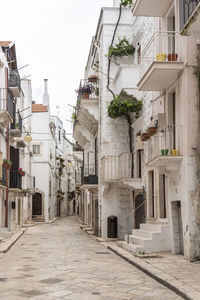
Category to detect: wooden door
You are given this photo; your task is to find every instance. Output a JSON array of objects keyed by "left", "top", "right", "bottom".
[
  {"left": 32, "top": 193, "right": 42, "bottom": 215},
  {"left": 135, "top": 194, "right": 145, "bottom": 229}
]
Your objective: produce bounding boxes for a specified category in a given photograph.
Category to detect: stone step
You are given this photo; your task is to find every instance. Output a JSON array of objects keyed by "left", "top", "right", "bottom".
[
  {"left": 128, "top": 234, "right": 152, "bottom": 246},
  {"left": 33, "top": 215, "right": 45, "bottom": 222},
  {"left": 118, "top": 241, "right": 144, "bottom": 254},
  {"left": 140, "top": 223, "right": 162, "bottom": 232},
  {"left": 132, "top": 229, "right": 160, "bottom": 238}
]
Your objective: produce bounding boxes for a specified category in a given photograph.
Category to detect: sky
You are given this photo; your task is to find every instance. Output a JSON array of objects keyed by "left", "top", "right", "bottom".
[{"left": 0, "top": 0, "right": 113, "bottom": 137}]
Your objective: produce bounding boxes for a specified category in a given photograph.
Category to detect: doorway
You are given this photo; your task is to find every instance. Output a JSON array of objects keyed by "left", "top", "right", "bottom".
[
  {"left": 159, "top": 174, "right": 167, "bottom": 218},
  {"left": 148, "top": 170, "right": 155, "bottom": 218},
  {"left": 171, "top": 201, "right": 184, "bottom": 254},
  {"left": 32, "top": 193, "right": 42, "bottom": 215},
  {"left": 135, "top": 194, "right": 145, "bottom": 229},
  {"left": 18, "top": 198, "right": 21, "bottom": 225}
]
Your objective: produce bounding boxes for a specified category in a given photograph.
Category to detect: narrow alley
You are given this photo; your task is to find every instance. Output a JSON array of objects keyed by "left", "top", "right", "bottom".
[{"left": 0, "top": 217, "right": 181, "bottom": 300}]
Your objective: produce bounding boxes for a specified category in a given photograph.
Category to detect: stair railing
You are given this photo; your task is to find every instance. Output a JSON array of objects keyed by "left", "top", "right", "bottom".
[{"left": 125, "top": 200, "right": 146, "bottom": 244}]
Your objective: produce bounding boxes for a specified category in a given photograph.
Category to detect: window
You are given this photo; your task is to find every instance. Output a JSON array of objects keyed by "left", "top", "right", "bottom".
[{"left": 33, "top": 145, "right": 40, "bottom": 154}]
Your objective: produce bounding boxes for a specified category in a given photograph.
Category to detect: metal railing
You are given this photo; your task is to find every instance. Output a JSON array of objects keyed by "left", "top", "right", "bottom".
[
  {"left": 180, "top": 0, "right": 200, "bottom": 30},
  {"left": 11, "top": 111, "right": 22, "bottom": 131},
  {"left": 77, "top": 79, "right": 99, "bottom": 102},
  {"left": 8, "top": 70, "right": 21, "bottom": 90},
  {"left": 10, "top": 170, "right": 22, "bottom": 189},
  {"left": 102, "top": 153, "right": 133, "bottom": 181},
  {"left": 75, "top": 170, "right": 81, "bottom": 184},
  {"left": 1, "top": 166, "right": 6, "bottom": 186},
  {"left": 145, "top": 124, "right": 182, "bottom": 163},
  {"left": 81, "top": 164, "right": 98, "bottom": 185},
  {"left": 140, "top": 31, "right": 183, "bottom": 78},
  {"left": 0, "top": 88, "right": 15, "bottom": 120}
]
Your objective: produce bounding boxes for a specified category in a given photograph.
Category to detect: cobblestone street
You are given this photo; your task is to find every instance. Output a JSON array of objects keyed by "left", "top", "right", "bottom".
[{"left": 0, "top": 217, "right": 182, "bottom": 299}]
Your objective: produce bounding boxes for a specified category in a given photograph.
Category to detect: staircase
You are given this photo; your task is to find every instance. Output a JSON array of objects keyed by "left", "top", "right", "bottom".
[
  {"left": 118, "top": 223, "right": 171, "bottom": 254},
  {"left": 32, "top": 215, "right": 45, "bottom": 222}
]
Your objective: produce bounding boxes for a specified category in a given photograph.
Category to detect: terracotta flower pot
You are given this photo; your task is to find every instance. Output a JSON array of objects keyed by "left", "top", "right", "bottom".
[
  {"left": 140, "top": 133, "right": 150, "bottom": 142},
  {"left": 147, "top": 127, "right": 157, "bottom": 136},
  {"left": 81, "top": 93, "right": 89, "bottom": 99},
  {"left": 168, "top": 53, "right": 178, "bottom": 61}
]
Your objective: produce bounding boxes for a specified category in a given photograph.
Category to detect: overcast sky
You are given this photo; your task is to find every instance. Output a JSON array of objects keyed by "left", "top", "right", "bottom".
[{"left": 0, "top": 0, "right": 113, "bottom": 136}]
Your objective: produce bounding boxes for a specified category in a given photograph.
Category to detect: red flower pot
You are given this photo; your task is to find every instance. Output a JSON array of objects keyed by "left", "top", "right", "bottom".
[{"left": 168, "top": 53, "right": 178, "bottom": 61}]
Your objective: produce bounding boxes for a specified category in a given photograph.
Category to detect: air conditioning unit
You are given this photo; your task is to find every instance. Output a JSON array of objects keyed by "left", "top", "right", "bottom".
[
  {"left": 151, "top": 113, "right": 166, "bottom": 129},
  {"left": 136, "top": 136, "right": 144, "bottom": 150}
]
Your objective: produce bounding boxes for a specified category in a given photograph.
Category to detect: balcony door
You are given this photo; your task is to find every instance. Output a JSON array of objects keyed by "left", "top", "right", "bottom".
[
  {"left": 168, "top": 92, "right": 176, "bottom": 151},
  {"left": 10, "top": 146, "right": 19, "bottom": 170}
]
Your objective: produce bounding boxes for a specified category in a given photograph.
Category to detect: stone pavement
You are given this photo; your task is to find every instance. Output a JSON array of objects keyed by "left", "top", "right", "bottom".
[{"left": 0, "top": 216, "right": 181, "bottom": 299}]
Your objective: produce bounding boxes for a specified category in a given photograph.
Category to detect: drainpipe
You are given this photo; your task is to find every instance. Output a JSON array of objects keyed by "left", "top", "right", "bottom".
[{"left": 5, "top": 67, "right": 9, "bottom": 228}]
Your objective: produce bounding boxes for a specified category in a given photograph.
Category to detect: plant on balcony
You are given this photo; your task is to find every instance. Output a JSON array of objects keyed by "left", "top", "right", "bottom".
[
  {"left": 18, "top": 168, "right": 26, "bottom": 176},
  {"left": 56, "top": 157, "right": 65, "bottom": 177},
  {"left": 168, "top": 53, "right": 178, "bottom": 62},
  {"left": 108, "top": 37, "right": 135, "bottom": 58},
  {"left": 108, "top": 91, "right": 142, "bottom": 154},
  {"left": 79, "top": 85, "right": 93, "bottom": 98},
  {"left": 3, "top": 159, "right": 12, "bottom": 169},
  {"left": 68, "top": 191, "right": 75, "bottom": 200},
  {"left": 120, "top": 0, "right": 132, "bottom": 7},
  {"left": 57, "top": 189, "right": 65, "bottom": 201},
  {"left": 88, "top": 75, "right": 98, "bottom": 83},
  {"left": 16, "top": 140, "right": 26, "bottom": 148},
  {"left": 146, "top": 126, "right": 157, "bottom": 136},
  {"left": 15, "top": 122, "right": 19, "bottom": 129}
]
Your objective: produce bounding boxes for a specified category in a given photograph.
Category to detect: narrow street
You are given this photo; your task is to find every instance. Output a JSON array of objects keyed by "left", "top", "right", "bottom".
[{"left": 0, "top": 217, "right": 181, "bottom": 300}]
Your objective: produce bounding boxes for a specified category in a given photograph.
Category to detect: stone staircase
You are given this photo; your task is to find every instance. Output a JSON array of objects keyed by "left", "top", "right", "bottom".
[
  {"left": 118, "top": 223, "right": 171, "bottom": 254},
  {"left": 32, "top": 215, "right": 45, "bottom": 222}
]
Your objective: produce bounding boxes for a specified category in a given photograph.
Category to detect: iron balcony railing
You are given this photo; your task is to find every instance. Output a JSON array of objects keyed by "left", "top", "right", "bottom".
[
  {"left": 140, "top": 31, "right": 183, "bottom": 78},
  {"left": 0, "top": 88, "right": 15, "bottom": 121},
  {"left": 75, "top": 170, "right": 81, "bottom": 184},
  {"left": 145, "top": 124, "right": 182, "bottom": 163},
  {"left": 180, "top": 0, "right": 200, "bottom": 30},
  {"left": 102, "top": 153, "right": 133, "bottom": 182},
  {"left": 81, "top": 164, "right": 98, "bottom": 185},
  {"left": 77, "top": 79, "right": 99, "bottom": 102},
  {"left": 8, "top": 69, "right": 21, "bottom": 90},
  {"left": 11, "top": 111, "right": 22, "bottom": 131},
  {"left": 10, "top": 170, "right": 22, "bottom": 189},
  {"left": 1, "top": 166, "right": 6, "bottom": 186}
]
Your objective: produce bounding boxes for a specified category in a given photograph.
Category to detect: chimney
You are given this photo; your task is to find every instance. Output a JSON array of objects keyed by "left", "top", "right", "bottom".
[{"left": 43, "top": 79, "right": 49, "bottom": 107}]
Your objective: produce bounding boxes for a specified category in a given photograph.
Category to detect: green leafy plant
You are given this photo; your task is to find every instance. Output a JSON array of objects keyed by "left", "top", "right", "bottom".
[
  {"left": 108, "top": 93, "right": 142, "bottom": 121},
  {"left": 108, "top": 37, "right": 135, "bottom": 58},
  {"left": 108, "top": 91, "right": 142, "bottom": 169},
  {"left": 120, "top": 0, "right": 132, "bottom": 7}
]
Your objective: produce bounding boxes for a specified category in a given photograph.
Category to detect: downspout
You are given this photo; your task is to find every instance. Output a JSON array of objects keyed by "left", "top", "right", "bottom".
[{"left": 5, "top": 67, "right": 9, "bottom": 228}]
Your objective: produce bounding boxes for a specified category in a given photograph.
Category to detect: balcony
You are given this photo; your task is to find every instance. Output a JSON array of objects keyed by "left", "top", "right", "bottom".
[
  {"left": 180, "top": 0, "right": 200, "bottom": 35},
  {"left": 132, "top": 0, "right": 173, "bottom": 17},
  {"left": 75, "top": 79, "right": 99, "bottom": 135},
  {"left": 10, "top": 170, "right": 22, "bottom": 190},
  {"left": 10, "top": 112, "right": 22, "bottom": 137},
  {"left": 81, "top": 164, "right": 98, "bottom": 191},
  {"left": 145, "top": 124, "right": 182, "bottom": 169},
  {"left": 137, "top": 31, "right": 184, "bottom": 91},
  {"left": 102, "top": 153, "right": 143, "bottom": 190},
  {"left": 0, "top": 166, "right": 6, "bottom": 188},
  {"left": 0, "top": 88, "right": 15, "bottom": 126},
  {"left": 75, "top": 170, "right": 81, "bottom": 187},
  {"left": 8, "top": 70, "right": 21, "bottom": 98}
]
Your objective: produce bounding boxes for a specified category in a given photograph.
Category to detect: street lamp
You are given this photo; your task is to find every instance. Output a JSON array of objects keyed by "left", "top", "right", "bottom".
[{"left": 24, "top": 133, "right": 32, "bottom": 143}]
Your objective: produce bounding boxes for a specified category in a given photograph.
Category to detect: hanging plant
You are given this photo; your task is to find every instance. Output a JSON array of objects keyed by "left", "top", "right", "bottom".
[
  {"left": 108, "top": 91, "right": 142, "bottom": 176},
  {"left": 108, "top": 37, "right": 135, "bottom": 58},
  {"left": 120, "top": 0, "right": 132, "bottom": 7}
]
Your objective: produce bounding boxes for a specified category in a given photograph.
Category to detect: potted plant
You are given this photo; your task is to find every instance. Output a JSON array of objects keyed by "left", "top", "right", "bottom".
[
  {"left": 161, "top": 149, "right": 169, "bottom": 156},
  {"left": 156, "top": 53, "right": 166, "bottom": 61},
  {"left": 171, "top": 149, "right": 179, "bottom": 156},
  {"left": 168, "top": 53, "right": 178, "bottom": 61},
  {"left": 3, "top": 159, "right": 12, "bottom": 169},
  {"left": 147, "top": 126, "right": 157, "bottom": 136},
  {"left": 79, "top": 85, "right": 93, "bottom": 98},
  {"left": 88, "top": 75, "right": 98, "bottom": 83},
  {"left": 140, "top": 133, "right": 150, "bottom": 142},
  {"left": 108, "top": 37, "right": 135, "bottom": 59},
  {"left": 18, "top": 168, "right": 26, "bottom": 176}
]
